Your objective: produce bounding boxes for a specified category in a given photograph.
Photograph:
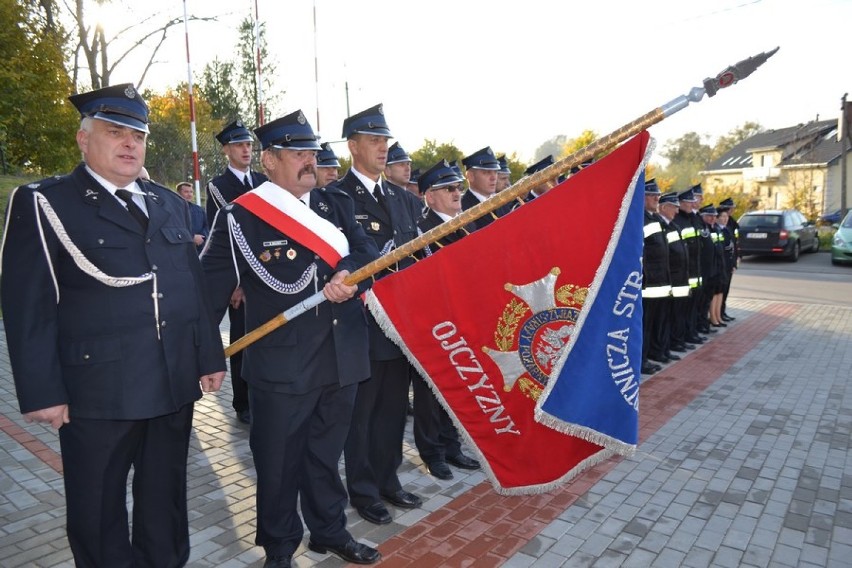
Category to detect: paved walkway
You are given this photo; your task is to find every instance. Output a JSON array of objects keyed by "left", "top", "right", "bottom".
[{"left": 1, "top": 298, "right": 850, "bottom": 567}]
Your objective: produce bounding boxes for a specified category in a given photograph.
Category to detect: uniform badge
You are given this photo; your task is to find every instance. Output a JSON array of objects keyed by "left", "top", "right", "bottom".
[
  {"left": 481, "top": 268, "right": 588, "bottom": 403},
  {"left": 124, "top": 85, "right": 137, "bottom": 99},
  {"left": 355, "top": 214, "right": 368, "bottom": 220},
  {"left": 273, "top": 248, "right": 282, "bottom": 259},
  {"left": 236, "top": 119, "right": 243, "bottom": 127},
  {"left": 84, "top": 189, "right": 99, "bottom": 200},
  {"left": 27, "top": 183, "right": 41, "bottom": 189},
  {"left": 259, "top": 250, "right": 272, "bottom": 263},
  {"left": 286, "top": 248, "right": 297, "bottom": 260},
  {"left": 318, "top": 201, "right": 329, "bottom": 213},
  {"left": 147, "top": 191, "right": 159, "bottom": 202},
  {"left": 297, "top": 111, "right": 306, "bottom": 125},
  {"left": 263, "top": 239, "right": 288, "bottom": 247},
  {"left": 370, "top": 221, "right": 380, "bottom": 232}
]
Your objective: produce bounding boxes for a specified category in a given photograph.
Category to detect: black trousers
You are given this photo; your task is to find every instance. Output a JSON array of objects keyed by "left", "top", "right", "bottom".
[
  {"left": 670, "top": 295, "right": 690, "bottom": 346},
  {"left": 344, "top": 357, "right": 410, "bottom": 508},
  {"left": 411, "top": 365, "right": 461, "bottom": 464},
  {"left": 250, "top": 383, "right": 356, "bottom": 556},
  {"left": 59, "top": 404, "right": 194, "bottom": 568},
  {"left": 642, "top": 296, "right": 666, "bottom": 361},
  {"left": 228, "top": 303, "right": 249, "bottom": 413}
]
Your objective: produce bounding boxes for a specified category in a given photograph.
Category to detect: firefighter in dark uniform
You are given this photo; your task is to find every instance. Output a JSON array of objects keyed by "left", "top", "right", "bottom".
[
  {"left": 315, "top": 142, "right": 341, "bottom": 188},
  {"left": 328, "top": 104, "right": 425, "bottom": 526},
  {"left": 517, "top": 155, "right": 557, "bottom": 207},
  {"left": 411, "top": 160, "right": 481, "bottom": 480},
  {"left": 658, "top": 191, "right": 694, "bottom": 354},
  {"left": 206, "top": 119, "right": 268, "bottom": 424},
  {"left": 201, "top": 110, "right": 381, "bottom": 567},
  {"left": 672, "top": 187, "right": 706, "bottom": 345},
  {"left": 460, "top": 146, "right": 511, "bottom": 229},
  {"left": 641, "top": 179, "right": 670, "bottom": 374},
  {"left": 0, "top": 84, "right": 227, "bottom": 567},
  {"left": 718, "top": 197, "right": 739, "bottom": 321},
  {"left": 697, "top": 204, "right": 725, "bottom": 330}
]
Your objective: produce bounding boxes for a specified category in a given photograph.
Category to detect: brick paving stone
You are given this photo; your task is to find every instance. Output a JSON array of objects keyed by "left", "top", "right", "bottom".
[{"left": 3, "top": 299, "right": 852, "bottom": 566}]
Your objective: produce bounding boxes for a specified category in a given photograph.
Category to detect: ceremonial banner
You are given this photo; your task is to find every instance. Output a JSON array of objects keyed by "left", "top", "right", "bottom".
[{"left": 366, "top": 132, "right": 651, "bottom": 493}]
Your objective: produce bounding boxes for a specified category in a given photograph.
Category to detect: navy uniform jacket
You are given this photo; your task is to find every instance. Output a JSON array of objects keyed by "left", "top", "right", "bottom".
[
  {"left": 200, "top": 184, "right": 379, "bottom": 394},
  {"left": 0, "top": 164, "right": 226, "bottom": 420},
  {"left": 206, "top": 168, "right": 268, "bottom": 226},
  {"left": 673, "top": 210, "right": 702, "bottom": 284},
  {"left": 662, "top": 218, "right": 690, "bottom": 289},
  {"left": 330, "top": 171, "right": 422, "bottom": 361},
  {"left": 643, "top": 210, "right": 670, "bottom": 288},
  {"left": 418, "top": 209, "right": 476, "bottom": 254},
  {"left": 461, "top": 190, "right": 512, "bottom": 230}
]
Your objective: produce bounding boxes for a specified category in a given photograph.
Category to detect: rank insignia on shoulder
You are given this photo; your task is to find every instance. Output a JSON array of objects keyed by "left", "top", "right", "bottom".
[
  {"left": 355, "top": 186, "right": 366, "bottom": 195},
  {"left": 259, "top": 250, "right": 272, "bottom": 263},
  {"left": 286, "top": 248, "right": 297, "bottom": 260},
  {"left": 318, "top": 201, "right": 329, "bottom": 213},
  {"left": 84, "top": 189, "right": 99, "bottom": 199},
  {"left": 370, "top": 221, "right": 380, "bottom": 232}
]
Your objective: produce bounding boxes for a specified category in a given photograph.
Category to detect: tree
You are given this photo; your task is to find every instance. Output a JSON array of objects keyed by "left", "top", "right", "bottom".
[
  {"left": 711, "top": 121, "right": 764, "bottom": 161},
  {"left": 560, "top": 130, "right": 598, "bottom": 159},
  {"left": 144, "top": 84, "right": 219, "bottom": 187},
  {"left": 236, "top": 17, "right": 281, "bottom": 127},
  {"left": 64, "top": 0, "right": 214, "bottom": 90},
  {"left": 199, "top": 58, "right": 243, "bottom": 122},
  {"left": 409, "top": 140, "right": 465, "bottom": 173},
  {"left": 533, "top": 135, "right": 568, "bottom": 163},
  {"left": 660, "top": 132, "right": 713, "bottom": 190},
  {"left": 0, "top": 0, "right": 79, "bottom": 174}
]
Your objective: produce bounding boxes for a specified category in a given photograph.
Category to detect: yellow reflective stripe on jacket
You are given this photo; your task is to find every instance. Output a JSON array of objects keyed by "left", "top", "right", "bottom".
[
  {"left": 680, "top": 227, "right": 697, "bottom": 239},
  {"left": 643, "top": 285, "right": 672, "bottom": 298},
  {"left": 688, "top": 277, "right": 700, "bottom": 288},
  {"left": 644, "top": 222, "right": 663, "bottom": 238},
  {"left": 666, "top": 231, "right": 681, "bottom": 244}
]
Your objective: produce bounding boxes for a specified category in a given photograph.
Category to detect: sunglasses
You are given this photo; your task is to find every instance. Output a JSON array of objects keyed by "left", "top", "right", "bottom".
[{"left": 431, "top": 184, "right": 464, "bottom": 193}]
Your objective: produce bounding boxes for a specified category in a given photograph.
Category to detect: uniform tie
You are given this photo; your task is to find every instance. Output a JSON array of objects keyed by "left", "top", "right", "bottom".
[
  {"left": 115, "top": 189, "right": 148, "bottom": 230},
  {"left": 244, "top": 174, "right": 253, "bottom": 190},
  {"left": 372, "top": 183, "right": 388, "bottom": 214}
]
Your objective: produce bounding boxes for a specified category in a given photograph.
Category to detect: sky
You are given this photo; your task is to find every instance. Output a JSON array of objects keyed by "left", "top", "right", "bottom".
[{"left": 90, "top": 0, "right": 851, "bottom": 164}]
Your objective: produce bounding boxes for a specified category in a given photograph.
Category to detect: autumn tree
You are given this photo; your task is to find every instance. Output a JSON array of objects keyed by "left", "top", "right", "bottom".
[
  {"left": 0, "top": 0, "right": 79, "bottom": 174},
  {"left": 144, "top": 84, "right": 219, "bottom": 186},
  {"left": 409, "top": 140, "right": 465, "bottom": 173},
  {"left": 711, "top": 121, "right": 764, "bottom": 161}
]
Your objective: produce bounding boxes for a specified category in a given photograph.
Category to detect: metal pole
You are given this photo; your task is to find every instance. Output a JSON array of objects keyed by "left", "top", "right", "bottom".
[
  {"left": 254, "top": 0, "right": 265, "bottom": 125},
  {"left": 182, "top": 0, "right": 202, "bottom": 205},
  {"left": 841, "top": 93, "right": 848, "bottom": 218},
  {"left": 225, "top": 47, "right": 780, "bottom": 357}
]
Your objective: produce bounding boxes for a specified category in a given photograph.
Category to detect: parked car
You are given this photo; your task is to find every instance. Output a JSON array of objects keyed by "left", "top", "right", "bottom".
[
  {"left": 831, "top": 210, "right": 852, "bottom": 266},
  {"left": 737, "top": 209, "right": 819, "bottom": 262}
]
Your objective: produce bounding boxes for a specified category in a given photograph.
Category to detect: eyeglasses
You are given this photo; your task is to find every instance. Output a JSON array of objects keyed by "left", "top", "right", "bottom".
[{"left": 431, "top": 184, "right": 464, "bottom": 193}]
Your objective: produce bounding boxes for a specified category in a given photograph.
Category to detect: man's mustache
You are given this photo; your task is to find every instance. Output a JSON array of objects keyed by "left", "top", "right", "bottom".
[{"left": 298, "top": 165, "right": 316, "bottom": 179}]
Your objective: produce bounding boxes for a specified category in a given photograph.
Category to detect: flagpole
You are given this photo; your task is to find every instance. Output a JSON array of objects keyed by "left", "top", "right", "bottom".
[
  {"left": 254, "top": 0, "right": 265, "bottom": 125},
  {"left": 224, "top": 47, "right": 779, "bottom": 357},
  {"left": 182, "top": 0, "right": 202, "bottom": 205}
]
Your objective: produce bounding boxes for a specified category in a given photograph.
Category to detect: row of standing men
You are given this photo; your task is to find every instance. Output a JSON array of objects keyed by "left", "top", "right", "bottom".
[
  {"left": 641, "top": 178, "right": 739, "bottom": 376},
  {"left": 200, "top": 103, "right": 569, "bottom": 567},
  {"left": 0, "top": 82, "right": 610, "bottom": 568}
]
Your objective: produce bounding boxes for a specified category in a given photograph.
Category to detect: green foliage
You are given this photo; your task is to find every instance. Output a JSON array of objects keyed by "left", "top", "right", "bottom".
[
  {"left": 144, "top": 84, "right": 222, "bottom": 188},
  {"left": 199, "top": 58, "right": 243, "bottom": 122},
  {"left": 702, "top": 190, "right": 754, "bottom": 221},
  {"left": 409, "top": 139, "right": 465, "bottom": 172},
  {"left": 0, "top": 0, "right": 79, "bottom": 175},
  {"left": 237, "top": 17, "right": 281, "bottom": 126},
  {"left": 560, "top": 130, "right": 598, "bottom": 159}
]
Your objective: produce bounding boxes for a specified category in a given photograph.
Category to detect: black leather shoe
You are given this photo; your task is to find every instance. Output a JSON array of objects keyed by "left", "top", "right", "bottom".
[
  {"left": 308, "top": 538, "right": 381, "bottom": 565},
  {"left": 686, "top": 335, "right": 705, "bottom": 344},
  {"left": 669, "top": 344, "right": 687, "bottom": 353},
  {"left": 356, "top": 502, "right": 391, "bottom": 525},
  {"left": 722, "top": 314, "right": 735, "bottom": 321},
  {"left": 641, "top": 362, "right": 660, "bottom": 375},
  {"left": 681, "top": 343, "right": 696, "bottom": 350},
  {"left": 263, "top": 555, "right": 291, "bottom": 567},
  {"left": 648, "top": 353, "right": 670, "bottom": 364},
  {"left": 381, "top": 489, "right": 422, "bottom": 509},
  {"left": 426, "top": 460, "right": 453, "bottom": 480},
  {"left": 711, "top": 322, "right": 727, "bottom": 327},
  {"left": 447, "top": 452, "right": 481, "bottom": 470},
  {"left": 237, "top": 409, "right": 251, "bottom": 425},
  {"left": 664, "top": 352, "right": 681, "bottom": 361}
]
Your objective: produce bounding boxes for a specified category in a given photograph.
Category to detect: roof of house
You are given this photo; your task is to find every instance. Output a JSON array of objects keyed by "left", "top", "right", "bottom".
[{"left": 703, "top": 119, "right": 844, "bottom": 172}]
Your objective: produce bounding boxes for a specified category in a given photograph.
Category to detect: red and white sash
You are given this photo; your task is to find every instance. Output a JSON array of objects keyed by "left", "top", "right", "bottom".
[{"left": 235, "top": 182, "right": 349, "bottom": 267}]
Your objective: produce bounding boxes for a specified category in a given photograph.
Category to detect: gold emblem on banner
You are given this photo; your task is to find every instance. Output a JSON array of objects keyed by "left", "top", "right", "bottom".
[{"left": 482, "top": 268, "right": 588, "bottom": 402}]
